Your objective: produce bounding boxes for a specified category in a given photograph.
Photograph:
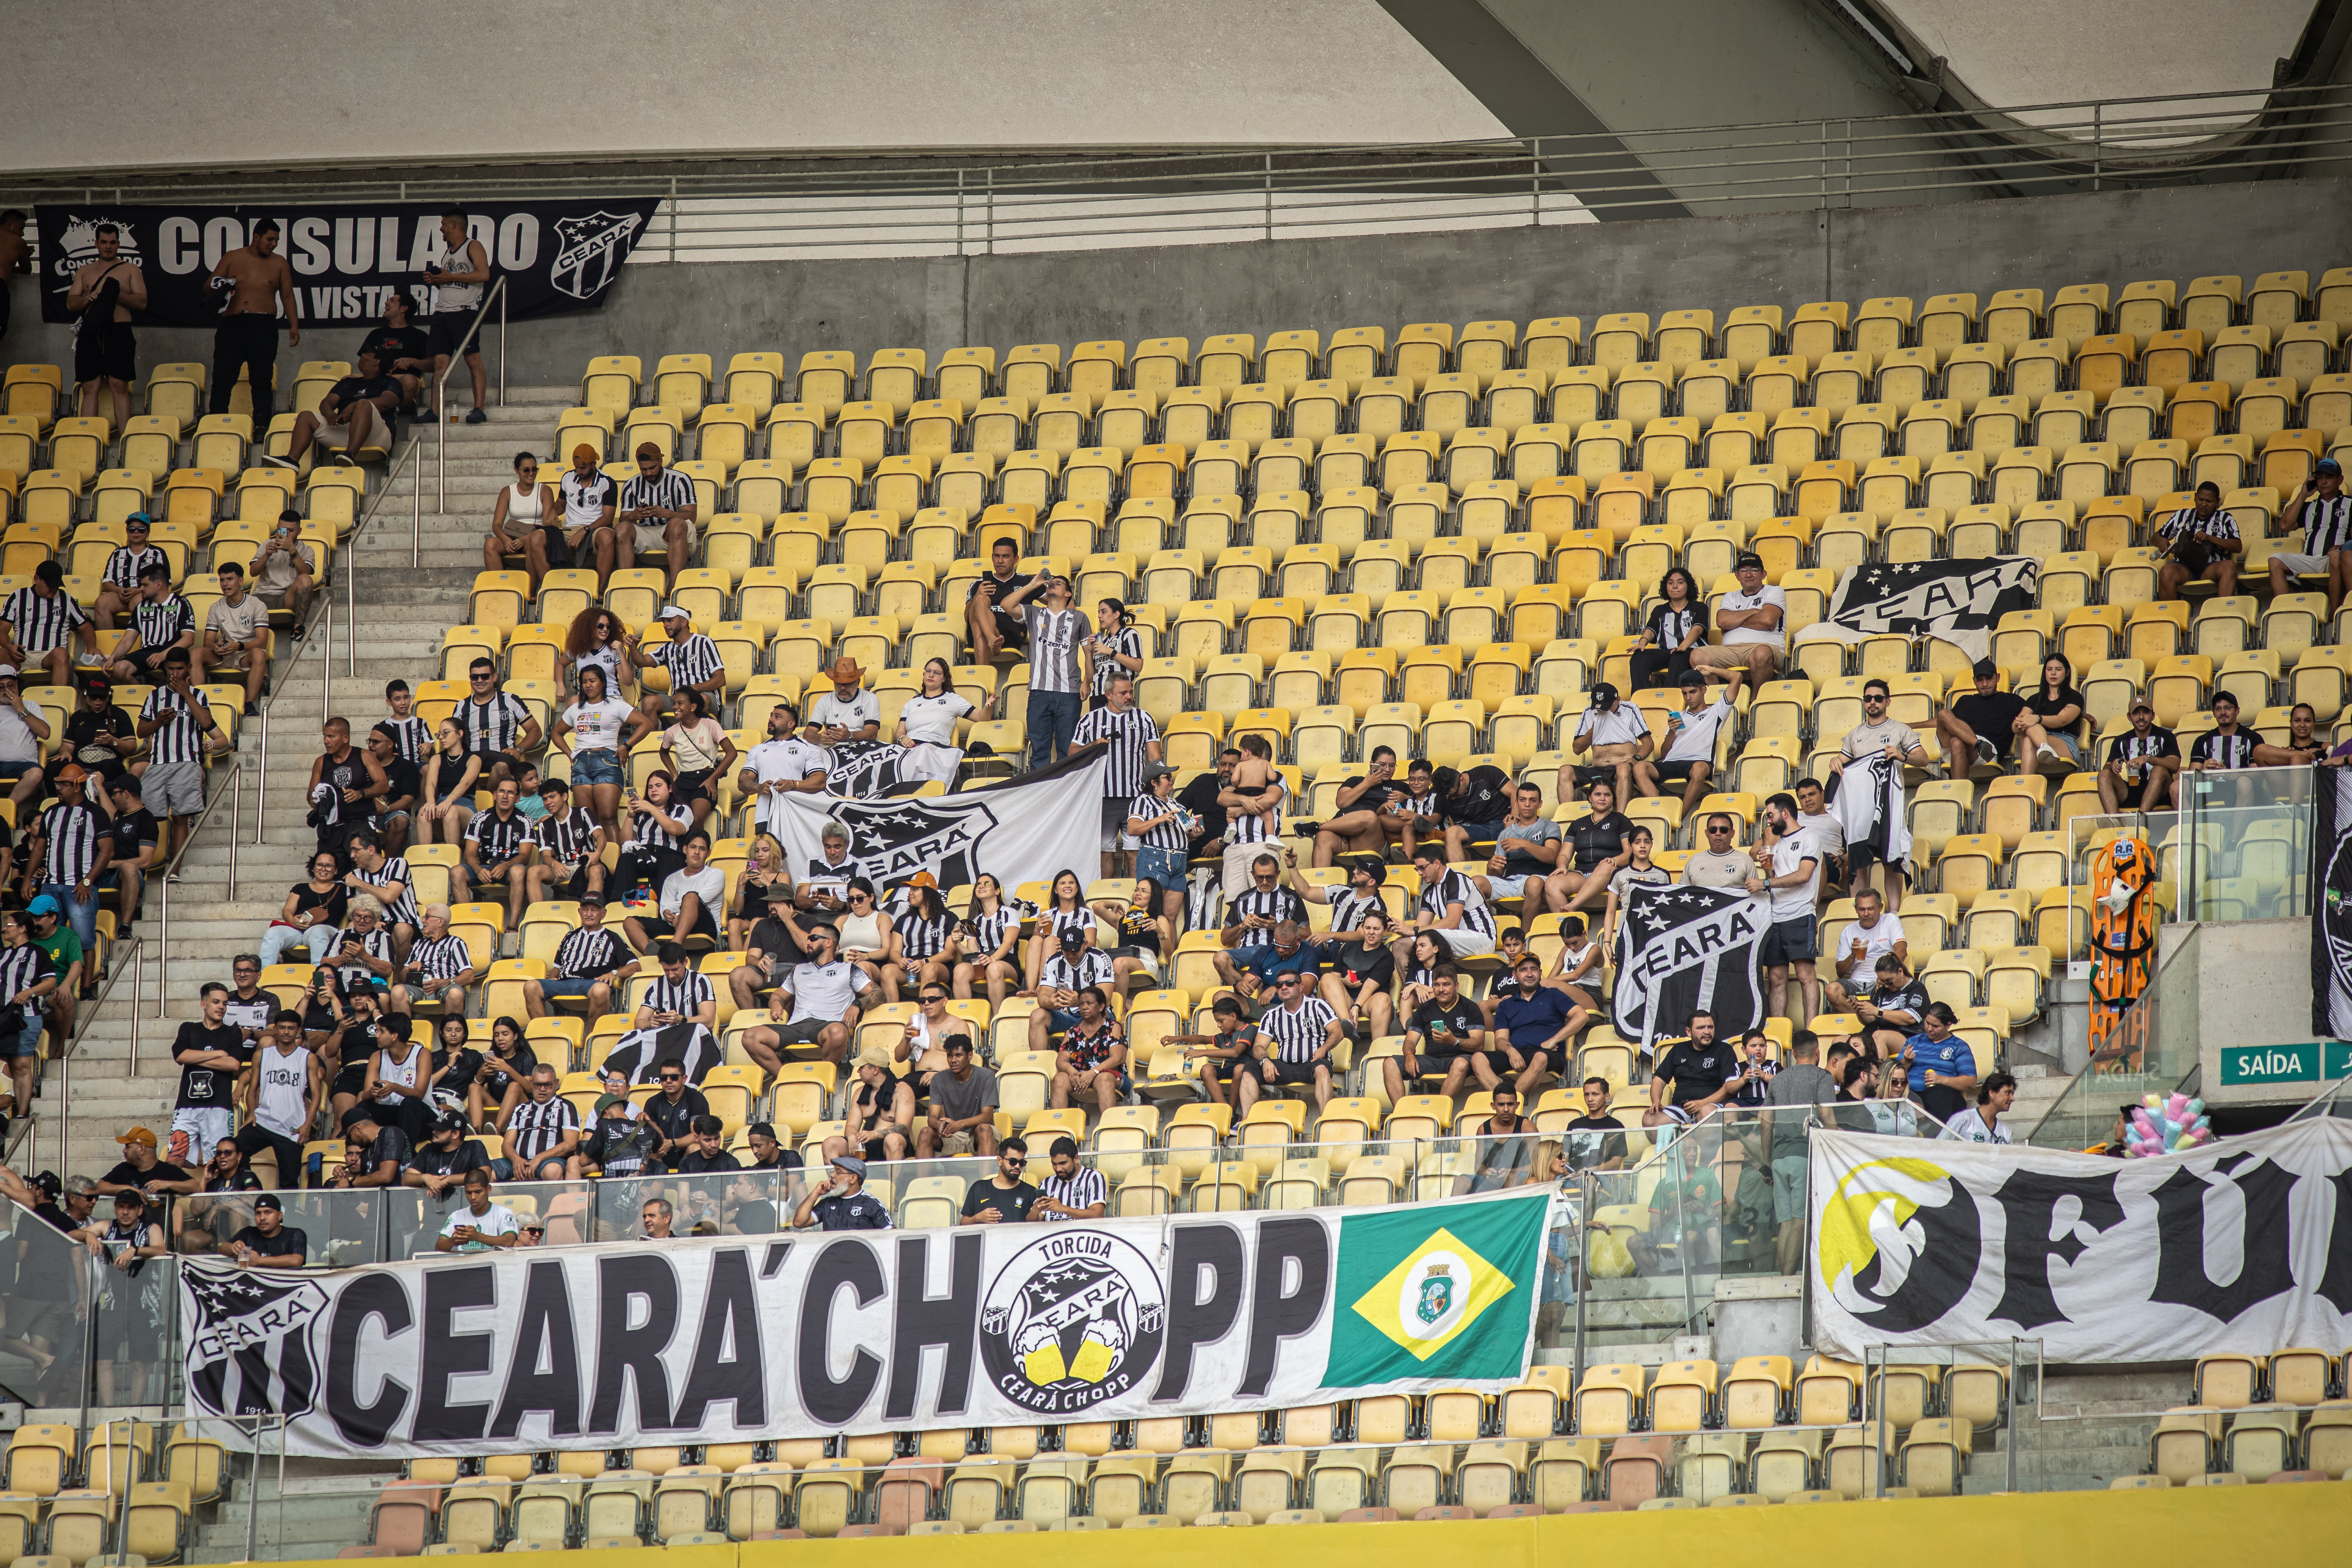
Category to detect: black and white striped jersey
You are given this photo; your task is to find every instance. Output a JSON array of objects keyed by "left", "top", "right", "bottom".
[
  {"left": 1258, "top": 996, "right": 1339, "bottom": 1063},
  {"left": 139, "top": 684, "right": 214, "bottom": 765},
  {"left": 2190, "top": 728, "right": 2258, "bottom": 770},
  {"left": 1223, "top": 886, "right": 1308, "bottom": 948},
  {"left": 1128, "top": 791, "right": 1187, "bottom": 851},
  {"left": 408, "top": 934, "right": 475, "bottom": 981},
  {"left": 1071, "top": 705, "right": 1160, "bottom": 798},
  {"left": 332, "top": 924, "right": 396, "bottom": 983},
  {"left": 643, "top": 970, "right": 715, "bottom": 1018},
  {"left": 1041, "top": 904, "right": 1095, "bottom": 948},
  {"left": 961, "top": 901, "right": 1028, "bottom": 958},
  {"left": 459, "top": 691, "right": 532, "bottom": 755},
  {"left": 1419, "top": 868, "right": 1497, "bottom": 940},
  {"left": 1037, "top": 1164, "right": 1107, "bottom": 1220},
  {"left": 1, "top": 586, "right": 88, "bottom": 652},
  {"left": 131, "top": 594, "right": 194, "bottom": 652},
  {"left": 621, "top": 467, "right": 697, "bottom": 518},
  {"left": 465, "top": 808, "right": 531, "bottom": 864},
  {"left": 505, "top": 1094, "right": 581, "bottom": 1161},
  {"left": 358, "top": 857, "right": 420, "bottom": 928},
  {"left": 101, "top": 545, "right": 168, "bottom": 593},
  {"left": 1226, "top": 772, "right": 1286, "bottom": 844},
  {"left": 1088, "top": 624, "right": 1145, "bottom": 699},
  {"left": 551, "top": 925, "right": 630, "bottom": 979},
  {"left": 653, "top": 633, "right": 724, "bottom": 691},
  {"left": 37, "top": 802, "right": 105, "bottom": 884},
  {"left": 534, "top": 807, "right": 600, "bottom": 865},
  {"left": 382, "top": 714, "right": 432, "bottom": 766},
  {"left": 1324, "top": 888, "right": 1385, "bottom": 933},
  {"left": 1042, "top": 949, "right": 1116, "bottom": 993},
  {"left": 0, "top": 942, "right": 51, "bottom": 1008},
  {"left": 897, "top": 909, "right": 957, "bottom": 962}
]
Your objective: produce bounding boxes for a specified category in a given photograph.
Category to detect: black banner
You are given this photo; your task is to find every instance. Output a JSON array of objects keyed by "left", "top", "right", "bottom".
[
  {"left": 34, "top": 200, "right": 662, "bottom": 328},
  {"left": 2312, "top": 767, "right": 2352, "bottom": 1037}
]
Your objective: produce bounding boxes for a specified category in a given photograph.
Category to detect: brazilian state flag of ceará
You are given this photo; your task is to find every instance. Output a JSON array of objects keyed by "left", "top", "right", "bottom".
[{"left": 1320, "top": 1190, "right": 1552, "bottom": 1388}]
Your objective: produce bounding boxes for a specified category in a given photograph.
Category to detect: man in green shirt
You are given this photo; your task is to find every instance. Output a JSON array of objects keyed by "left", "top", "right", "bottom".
[{"left": 25, "top": 895, "right": 82, "bottom": 1058}]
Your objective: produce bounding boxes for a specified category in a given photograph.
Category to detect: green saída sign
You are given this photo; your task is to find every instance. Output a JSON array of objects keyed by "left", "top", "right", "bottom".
[{"left": 2217, "top": 1041, "right": 2352, "bottom": 1087}]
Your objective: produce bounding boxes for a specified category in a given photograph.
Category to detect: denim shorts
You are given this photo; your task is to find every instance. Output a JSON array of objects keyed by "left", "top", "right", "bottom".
[
  {"left": 1135, "top": 845, "right": 1186, "bottom": 888},
  {"left": 572, "top": 750, "right": 625, "bottom": 787}
]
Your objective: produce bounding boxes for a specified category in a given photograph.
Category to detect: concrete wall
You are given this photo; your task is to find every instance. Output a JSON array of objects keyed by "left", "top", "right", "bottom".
[
  {"left": 2192, "top": 917, "right": 2333, "bottom": 1107},
  {"left": 10, "top": 175, "right": 2348, "bottom": 395}
]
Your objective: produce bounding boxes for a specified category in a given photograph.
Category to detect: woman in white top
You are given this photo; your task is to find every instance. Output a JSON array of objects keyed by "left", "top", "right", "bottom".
[
  {"left": 660, "top": 686, "right": 737, "bottom": 833},
  {"left": 553, "top": 664, "right": 652, "bottom": 838},
  {"left": 893, "top": 659, "right": 993, "bottom": 786},
  {"left": 483, "top": 452, "right": 556, "bottom": 584},
  {"left": 563, "top": 604, "right": 632, "bottom": 705},
  {"left": 836, "top": 877, "right": 900, "bottom": 1000}
]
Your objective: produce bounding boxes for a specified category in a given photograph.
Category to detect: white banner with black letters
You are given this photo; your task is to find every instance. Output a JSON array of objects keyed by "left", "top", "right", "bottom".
[
  {"left": 179, "top": 1189, "right": 1555, "bottom": 1459},
  {"left": 1612, "top": 884, "right": 1772, "bottom": 1049},
  {"left": 1793, "top": 556, "right": 2040, "bottom": 664},
  {"left": 768, "top": 751, "right": 1107, "bottom": 895},
  {"left": 1810, "top": 1120, "right": 2352, "bottom": 1363}
]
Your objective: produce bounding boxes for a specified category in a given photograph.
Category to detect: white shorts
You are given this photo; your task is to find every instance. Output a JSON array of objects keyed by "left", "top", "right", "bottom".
[
  {"left": 2271, "top": 552, "right": 2330, "bottom": 576},
  {"left": 635, "top": 521, "right": 695, "bottom": 556},
  {"left": 171, "top": 1107, "right": 233, "bottom": 1165},
  {"left": 1437, "top": 926, "right": 1497, "bottom": 957}
]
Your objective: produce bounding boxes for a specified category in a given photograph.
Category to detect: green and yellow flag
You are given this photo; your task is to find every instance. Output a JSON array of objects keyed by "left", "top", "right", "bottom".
[{"left": 1320, "top": 1190, "right": 1552, "bottom": 1388}]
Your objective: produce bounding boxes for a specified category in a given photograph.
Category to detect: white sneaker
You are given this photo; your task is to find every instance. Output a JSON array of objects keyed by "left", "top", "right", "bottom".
[{"left": 2037, "top": 743, "right": 2060, "bottom": 761}]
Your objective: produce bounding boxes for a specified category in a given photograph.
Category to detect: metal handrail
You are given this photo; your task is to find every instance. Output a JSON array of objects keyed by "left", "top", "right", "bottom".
[
  {"left": 434, "top": 274, "right": 510, "bottom": 514},
  {"left": 154, "top": 759, "right": 244, "bottom": 1018},
  {"left": 45, "top": 934, "right": 143, "bottom": 1176}
]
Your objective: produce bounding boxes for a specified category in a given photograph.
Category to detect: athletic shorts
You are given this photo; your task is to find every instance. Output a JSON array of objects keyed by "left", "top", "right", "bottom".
[
  {"left": 426, "top": 307, "right": 483, "bottom": 361},
  {"left": 145, "top": 760, "right": 204, "bottom": 817},
  {"left": 1760, "top": 915, "right": 1817, "bottom": 968},
  {"left": 74, "top": 325, "right": 136, "bottom": 385}
]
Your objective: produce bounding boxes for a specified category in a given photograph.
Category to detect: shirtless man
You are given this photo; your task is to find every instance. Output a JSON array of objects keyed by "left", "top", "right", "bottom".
[
  {"left": 66, "top": 224, "right": 147, "bottom": 431},
  {"left": 208, "top": 220, "right": 301, "bottom": 428},
  {"left": 0, "top": 211, "right": 27, "bottom": 346},
  {"left": 419, "top": 213, "right": 491, "bottom": 424},
  {"left": 1216, "top": 733, "right": 1285, "bottom": 898}
]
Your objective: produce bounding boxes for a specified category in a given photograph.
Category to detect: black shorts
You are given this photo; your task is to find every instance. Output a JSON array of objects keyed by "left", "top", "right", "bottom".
[
  {"left": 1259, "top": 1060, "right": 1328, "bottom": 1087},
  {"left": 1654, "top": 760, "right": 1709, "bottom": 786},
  {"left": 634, "top": 907, "right": 720, "bottom": 944},
  {"left": 331, "top": 1062, "right": 370, "bottom": 1099},
  {"left": 1476, "top": 1047, "right": 1544, "bottom": 1078},
  {"left": 673, "top": 768, "right": 714, "bottom": 806},
  {"left": 75, "top": 324, "right": 136, "bottom": 385},
  {"left": 426, "top": 307, "right": 484, "bottom": 361},
  {"left": 1760, "top": 914, "right": 1818, "bottom": 968},
  {"left": 125, "top": 647, "right": 174, "bottom": 676},
  {"left": 468, "top": 750, "right": 522, "bottom": 781},
  {"left": 545, "top": 860, "right": 597, "bottom": 900},
  {"left": 234, "top": 1123, "right": 307, "bottom": 1174},
  {"left": 988, "top": 608, "right": 1028, "bottom": 646},
  {"left": 1202, "top": 1056, "right": 1252, "bottom": 1082}
]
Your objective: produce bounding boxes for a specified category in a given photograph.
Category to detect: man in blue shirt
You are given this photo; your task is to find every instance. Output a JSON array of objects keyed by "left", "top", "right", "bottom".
[
  {"left": 1488, "top": 953, "right": 1579, "bottom": 1094},
  {"left": 1902, "top": 1002, "right": 1977, "bottom": 1125},
  {"left": 792, "top": 1154, "right": 893, "bottom": 1230},
  {"left": 1240, "top": 920, "right": 1321, "bottom": 987}
]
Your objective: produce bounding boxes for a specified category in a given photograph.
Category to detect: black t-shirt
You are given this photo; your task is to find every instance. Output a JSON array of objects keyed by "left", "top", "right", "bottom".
[
  {"left": 350, "top": 1126, "right": 410, "bottom": 1177},
  {"left": 1567, "top": 811, "right": 1633, "bottom": 874},
  {"left": 1655, "top": 1040, "right": 1736, "bottom": 1105},
  {"left": 1175, "top": 773, "right": 1227, "bottom": 842},
  {"left": 480, "top": 1044, "right": 537, "bottom": 1101},
  {"left": 1408, "top": 999, "right": 1483, "bottom": 1056},
  {"left": 968, "top": 570, "right": 1034, "bottom": 610},
  {"left": 642, "top": 1087, "right": 710, "bottom": 1150},
  {"left": 1561, "top": 1114, "right": 1629, "bottom": 1172},
  {"left": 962, "top": 1178, "right": 1040, "bottom": 1223},
  {"left": 407, "top": 1139, "right": 489, "bottom": 1179},
  {"left": 327, "top": 374, "right": 399, "bottom": 409},
  {"left": 1951, "top": 691, "right": 2027, "bottom": 755},
  {"left": 748, "top": 914, "right": 808, "bottom": 970},
  {"left": 205, "top": 1168, "right": 263, "bottom": 1193},
  {"left": 585, "top": 1116, "right": 657, "bottom": 1174},
  {"left": 100, "top": 1157, "right": 190, "bottom": 1191},
  {"left": 2025, "top": 686, "right": 2083, "bottom": 725},
  {"left": 107, "top": 808, "right": 158, "bottom": 866},
  {"left": 64, "top": 707, "right": 134, "bottom": 773},
  {"left": 174, "top": 1021, "right": 250, "bottom": 1110},
  {"left": 1338, "top": 774, "right": 1397, "bottom": 815},
  {"left": 377, "top": 755, "right": 422, "bottom": 808},
  {"left": 1328, "top": 944, "right": 1395, "bottom": 993},
  {"left": 677, "top": 1148, "right": 742, "bottom": 1175},
  {"left": 1447, "top": 765, "right": 1513, "bottom": 825},
  {"left": 1866, "top": 979, "right": 1930, "bottom": 1027},
  {"left": 358, "top": 325, "right": 431, "bottom": 376},
  {"left": 230, "top": 1225, "right": 309, "bottom": 1264},
  {"left": 434, "top": 1045, "right": 484, "bottom": 1094}
]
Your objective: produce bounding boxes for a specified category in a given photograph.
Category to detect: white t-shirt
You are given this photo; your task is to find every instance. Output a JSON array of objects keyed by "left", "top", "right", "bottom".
[
  {"left": 438, "top": 1202, "right": 519, "bottom": 1249},
  {"left": 564, "top": 698, "right": 637, "bottom": 757},
  {"left": 748, "top": 737, "right": 829, "bottom": 829},
  {"left": 1836, "top": 914, "right": 1906, "bottom": 972},
  {"left": 784, "top": 958, "right": 872, "bottom": 1025},
  {"left": 0, "top": 704, "right": 37, "bottom": 766},
  {"left": 1842, "top": 717, "right": 1922, "bottom": 760},
  {"left": 1718, "top": 586, "right": 1788, "bottom": 650},
  {"left": 1766, "top": 826, "right": 1823, "bottom": 920},
  {"left": 1937, "top": 1108, "right": 2012, "bottom": 1145},
  {"left": 1799, "top": 806, "right": 1845, "bottom": 857},
  {"left": 898, "top": 692, "right": 975, "bottom": 746},
  {"left": 1577, "top": 705, "right": 1650, "bottom": 748},
  {"left": 811, "top": 690, "right": 880, "bottom": 735},
  {"left": 1662, "top": 696, "right": 1732, "bottom": 764},
  {"left": 660, "top": 865, "right": 727, "bottom": 922}
]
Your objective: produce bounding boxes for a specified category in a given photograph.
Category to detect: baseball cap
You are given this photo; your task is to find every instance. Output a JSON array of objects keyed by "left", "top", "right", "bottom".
[
  {"left": 52, "top": 764, "right": 86, "bottom": 784},
  {"left": 578, "top": 891, "right": 605, "bottom": 908},
  {"left": 595, "top": 1093, "right": 628, "bottom": 1113},
  {"left": 254, "top": 1194, "right": 283, "bottom": 1213},
  {"left": 1676, "top": 667, "right": 1705, "bottom": 687},
  {"left": 119, "top": 1126, "right": 158, "bottom": 1148},
  {"left": 1141, "top": 761, "right": 1174, "bottom": 780},
  {"left": 657, "top": 604, "right": 690, "bottom": 622},
  {"left": 831, "top": 1154, "right": 867, "bottom": 1177},
  {"left": 2320, "top": 457, "right": 2343, "bottom": 476},
  {"left": 1057, "top": 926, "right": 1087, "bottom": 948},
  {"left": 26, "top": 895, "right": 60, "bottom": 917},
  {"left": 1589, "top": 681, "right": 1619, "bottom": 709},
  {"left": 2129, "top": 698, "right": 2154, "bottom": 714},
  {"left": 1735, "top": 551, "right": 1765, "bottom": 570}
]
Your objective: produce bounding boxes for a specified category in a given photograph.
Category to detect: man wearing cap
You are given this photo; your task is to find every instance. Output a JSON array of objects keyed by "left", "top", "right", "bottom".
[
  {"left": 106, "top": 562, "right": 197, "bottom": 683},
  {"left": 1691, "top": 552, "right": 1786, "bottom": 697},
  {"left": 558, "top": 443, "right": 622, "bottom": 589},
  {"left": 272, "top": 348, "right": 401, "bottom": 469},
  {"left": 2271, "top": 456, "right": 2352, "bottom": 613},
  {"left": 1634, "top": 669, "right": 1733, "bottom": 812},
  {"left": 25, "top": 766, "right": 110, "bottom": 956},
  {"left": 1934, "top": 658, "right": 2030, "bottom": 778},
  {"left": 793, "top": 1153, "right": 893, "bottom": 1231},
  {"left": 97, "top": 1125, "right": 192, "bottom": 1206},
  {"left": 204, "top": 562, "right": 272, "bottom": 717},
  {"left": 14, "top": 678, "right": 127, "bottom": 824},
  {"left": 405, "top": 1110, "right": 491, "bottom": 1198},
  {"left": 524, "top": 893, "right": 636, "bottom": 1022},
  {"left": 2154, "top": 481, "right": 2241, "bottom": 602},
  {"left": 91, "top": 513, "right": 168, "bottom": 635},
  {"left": 0, "top": 666, "right": 50, "bottom": 789},
  {"left": 0, "top": 560, "right": 101, "bottom": 688},
  {"left": 625, "top": 605, "right": 725, "bottom": 723},
  {"left": 1027, "top": 926, "right": 1117, "bottom": 1054},
  {"left": 221, "top": 1194, "right": 308, "bottom": 1269},
  {"left": 2098, "top": 697, "right": 2181, "bottom": 814},
  {"left": 249, "top": 514, "right": 318, "bottom": 638},
  {"left": 806, "top": 658, "right": 880, "bottom": 748},
  {"left": 617, "top": 441, "right": 698, "bottom": 588},
  {"left": 1568, "top": 681, "right": 1651, "bottom": 807}
]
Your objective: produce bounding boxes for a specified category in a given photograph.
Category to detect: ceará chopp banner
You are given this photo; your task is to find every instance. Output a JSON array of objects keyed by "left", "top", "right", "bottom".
[
  {"left": 34, "top": 200, "right": 661, "bottom": 328},
  {"left": 180, "top": 1188, "right": 1557, "bottom": 1459}
]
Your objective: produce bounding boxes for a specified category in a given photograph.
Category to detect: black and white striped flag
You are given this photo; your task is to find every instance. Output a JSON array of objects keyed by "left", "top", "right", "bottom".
[{"left": 1612, "top": 884, "right": 1773, "bottom": 1049}]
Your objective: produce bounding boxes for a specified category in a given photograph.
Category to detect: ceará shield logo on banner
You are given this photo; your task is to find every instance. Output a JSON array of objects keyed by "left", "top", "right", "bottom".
[
  {"left": 979, "top": 1230, "right": 1166, "bottom": 1415},
  {"left": 550, "top": 210, "right": 644, "bottom": 299}
]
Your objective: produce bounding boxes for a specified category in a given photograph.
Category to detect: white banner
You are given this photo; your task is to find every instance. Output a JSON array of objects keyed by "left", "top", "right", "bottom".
[
  {"left": 181, "top": 1189, "right": 1555, "bottom": 1458},
  {"left": 1809, "top": 1120, "right": 2352, "bottom": 1363},
  {"left": 767, "top": 752, "right": 1107, "bottom": 895}
]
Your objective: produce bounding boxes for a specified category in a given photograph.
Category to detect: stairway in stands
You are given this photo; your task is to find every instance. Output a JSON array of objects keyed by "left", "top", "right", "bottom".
[{"left": 27, "top": 387, "right": 576, "bottom": 1183}]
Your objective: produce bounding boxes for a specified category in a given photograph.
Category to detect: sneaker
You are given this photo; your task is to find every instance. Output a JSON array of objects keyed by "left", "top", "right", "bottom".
[
  {"left": 465, "top": 407, "right": 488, "bottom": 425},
  {"left": 332, "top": 453, "right": 358, "bottom": 467},
  {"left": 2037, "top": 742, "right": 2060, "bottom": 760},
  {"left": 243, "top": 701, "right": 259, "bottom": 718},
  {"left": 1974, "top": 737, "right": 1998, "bottom": 767},
  {"left": 258, "top": 452, "right": 296, "bottom": 470},
  {"left": 259, "top": 675, "right": 270, "bottom": 696},
  {"left": 415, "top": 408, "right": 436, "bottom": 423}
]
